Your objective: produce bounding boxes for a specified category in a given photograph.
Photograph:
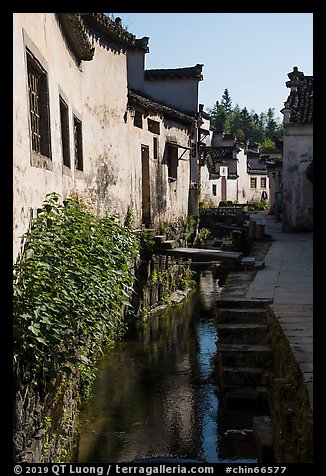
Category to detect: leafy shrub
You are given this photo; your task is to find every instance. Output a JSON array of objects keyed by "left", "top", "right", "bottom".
[{"left": 13, "top": 192, "right": 139, "bottom": 390}]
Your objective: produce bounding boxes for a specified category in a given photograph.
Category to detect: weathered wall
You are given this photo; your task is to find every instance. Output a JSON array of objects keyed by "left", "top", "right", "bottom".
[
  {"left": 76, "top": 35, "right": 132, "bottom": 219},
  {"left": 14, "top": 369, "right": 80, "bottom": 463},
  {"left": 247, "top": 175, "right": 269, "bottom": 203},
  {"left": 13, "top": 13, "right": 81, "bottom": 260},
  {"left": 266, "top": 308, "right": 313, "bottom": 463},
  {"left": 200, "top": 166, "right": 220, "bottom": 207},
  {"left": 128, "top": 113, "right": 192, "bottom": 227},
  {"left": 137, "top": 78, "right": 199, "bottom": 115},
  {"left": 13, "top": 13, "right": 198, "bottom": 262},
  {"left": 282, "top": 125, "right": 313, "bottom": 231}
]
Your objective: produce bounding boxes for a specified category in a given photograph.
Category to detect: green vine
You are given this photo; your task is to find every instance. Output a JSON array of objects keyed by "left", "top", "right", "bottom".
[{"left": 13, "top": 192, "right": 139, "bottom": 393}]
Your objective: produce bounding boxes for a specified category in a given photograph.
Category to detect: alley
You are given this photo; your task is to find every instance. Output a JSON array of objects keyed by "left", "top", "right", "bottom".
[{"left": 245, "top": 212, "right": 313, "bottom": 410}]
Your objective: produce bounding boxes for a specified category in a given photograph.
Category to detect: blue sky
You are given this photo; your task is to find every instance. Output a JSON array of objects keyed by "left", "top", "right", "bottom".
[{"left": 113, "top": 12, "right": 313, "bottom": 120}]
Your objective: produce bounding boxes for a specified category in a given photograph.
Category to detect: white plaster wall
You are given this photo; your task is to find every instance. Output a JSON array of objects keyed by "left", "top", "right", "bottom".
[
  {"left": 226, "top": 180, "right": 238, "bottom": 203},
  {"left": 127, "top": 51, "right": 145, "bottom": 91},
  {"left": 13, "top": 13, "right": 134, "bottom": 262},
  {"left": 246, "top": 175, "right": 269, "bottom": 202},
  {"left": 13, "top": 13, "right": 196, "bottom": 264},
  {"left": 282, "top": 125, "right": 313, "bottom": 231},
  {"left": 128, "top": 113, "right": 191, "bottom": 226},
  {"left": 13, "top": 13, "right": 83, "bottom": 261},
  {"left": 143, "top": 79, "right": 199, "bottom": 114},
  {"left": 77, "top": 38, "right": 132, "bottom": 218},
  {"left": 200, "top": 166, "right": 219, "bottom": 207},
  {"left": 236, "top": 150, "right": 248, "bottom": 203}
]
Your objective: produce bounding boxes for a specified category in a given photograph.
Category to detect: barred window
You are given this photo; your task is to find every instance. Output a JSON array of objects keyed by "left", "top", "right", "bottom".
[
  {"left": 148, "top": 119, "right": 160, "bottom": 134},
  {"left": 26, "top": 48, "right": 51, "bottom": 158},
  {"left": 250, "top": 177, "right": 257, "bottom": 189},
  {"left": 134, "top": 112, "right": 143, "bottom": 129},
  {"left": 59, "top": 96, "right": 70, "bottom": 167},
  {"left": 167, "top": 144, "right": 178, "bottom": 181},
  {"left": 153, "top": 137, "right": 158, "bottom": 160},
  {"left": 74, "top": 115, "right": 83, "bottom": 171},
  {"left": 260, "top": 177, "right": 267, "bottom": 189}
]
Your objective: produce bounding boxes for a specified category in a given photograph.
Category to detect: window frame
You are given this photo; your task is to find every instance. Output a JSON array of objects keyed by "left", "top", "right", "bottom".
[
  {"left": 73, "top": 114, "right": 84, "bottom": 171},
  {"left": 250, "top": 177, "right": 257, "bottom": 189},
  {"left": 167, "top": 144, "right": 178, "bottom": 182},
  {"left": 59, "top": 95, "right": 71, "bottom": 168},
  {"left": 26, "top": 47, "right": 52, "bottom": 162}
]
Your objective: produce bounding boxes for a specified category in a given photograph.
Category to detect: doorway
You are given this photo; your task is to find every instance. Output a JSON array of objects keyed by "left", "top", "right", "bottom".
[{"left": 141, "top": 144, "right": 151, "bottom": 227}]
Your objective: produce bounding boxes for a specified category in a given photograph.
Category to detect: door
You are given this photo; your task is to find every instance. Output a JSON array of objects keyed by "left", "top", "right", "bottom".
[
  {"left": 141, "top": 145, "right": 151, "bottom": 227},
  {"left": 221, "top": 176, "right": 227, "bottom": 201}
]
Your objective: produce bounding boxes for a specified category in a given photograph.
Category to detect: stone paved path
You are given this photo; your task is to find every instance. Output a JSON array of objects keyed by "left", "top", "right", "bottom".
[{"left": 245, "top": 212, "right": 313, "bottom": 410}]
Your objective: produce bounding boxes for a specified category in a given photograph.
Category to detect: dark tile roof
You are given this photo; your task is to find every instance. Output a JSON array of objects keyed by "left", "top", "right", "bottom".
[
  {"left": 145, "top": 64, "right": 204, "bottom": 81},
  {"left": 131, "top": 37, "right": 150, "bottom": 52},
  {"left": 247, "top": 156, "right": 267, "bottom": 175},
  {"left": 81, "top": 13, "right": 136, "bottom": 50},
  {"left": 204, "top": 146, "right": 239, "bottom": 176},
  {"left": 284, "top": 67, "right": 313, "bottom": 124},
  {"left": 128, "top": 89, "right": 195, "bottom": 125},
  {"left": 204, "top": 146, "right": 234, "bottom": 163},
  {"left": 56, "top": 14, "right": 95, "bottom": 61}
]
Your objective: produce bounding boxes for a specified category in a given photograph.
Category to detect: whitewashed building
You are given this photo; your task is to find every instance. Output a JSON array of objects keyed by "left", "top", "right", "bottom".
[
  {"left": 203, "top": 133, "right": 269, "bottom": 205},
  {"left": 281, "top": 67, "right": 313, "bottom": 231},
  {"left": 13, "top": 13, "right": 206, "bottom": 262}
]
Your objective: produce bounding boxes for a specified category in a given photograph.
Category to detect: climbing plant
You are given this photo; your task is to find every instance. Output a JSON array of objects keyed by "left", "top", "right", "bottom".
[{"left": 13, "top": 192, "right": 139, "bottom": 392}]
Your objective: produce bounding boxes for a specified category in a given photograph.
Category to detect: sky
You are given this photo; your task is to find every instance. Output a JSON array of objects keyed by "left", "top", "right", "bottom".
[{"left": 113, "top": 12, "right": 313, "bottom": 121}]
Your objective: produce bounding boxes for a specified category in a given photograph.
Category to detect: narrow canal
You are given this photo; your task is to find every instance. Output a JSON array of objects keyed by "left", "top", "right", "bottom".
[{"left": 75, "top": 271, "right": 258, "bottom": 463}]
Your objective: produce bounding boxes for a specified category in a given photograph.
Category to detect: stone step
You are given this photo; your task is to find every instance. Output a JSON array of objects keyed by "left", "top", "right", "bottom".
[
  {"left": 224, "top": 386, "right": 270, "bottom": 410},
  {"left": 253, "top": 416, "right": 275, "bottom": 463},
  {"left": 215, "top": 307, "right": 268, "bottom": 324},
  {"left": 154, "top": 234, "right": 167, "bottom": 244},
  {"left": 240, "top": 256, "right": 256, "bottom": 267},
  {"left": 221, "top": 366, "right": 272, "bottom": 387},
  {"left": 158, "top": 239, "right": 178, "bottom": 249},
  {"left": 163, "top": 247, "right": 243, "bottom": 262},
  {"left": 218, "top": 343, "right": 273, "bottom": 368},
  {"left": 216, "top": 298, "right": 271, "bottom": 308},
  {"left": 217, "top": 323, "right": 271, "bottom": 344}
]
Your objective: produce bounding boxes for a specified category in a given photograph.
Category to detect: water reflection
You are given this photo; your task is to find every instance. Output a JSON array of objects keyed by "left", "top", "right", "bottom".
[{"left": 75, "top": 272, "right": 257, "bottom": 463}]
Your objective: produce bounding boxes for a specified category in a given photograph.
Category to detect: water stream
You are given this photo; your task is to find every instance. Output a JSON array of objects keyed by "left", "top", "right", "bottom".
[{"left": 75, "top": 271, "right": 257, "bottom": 463}]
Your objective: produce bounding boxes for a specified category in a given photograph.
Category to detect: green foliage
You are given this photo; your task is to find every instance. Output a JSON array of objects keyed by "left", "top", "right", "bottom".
[
  {"left": 207, "top": 92, "right": 283, "bottom": 148},
  {"left": 249, "top": 198, "right": 269, "bottom": 211},
  {"left": 260, "top": 138, "right": 278, "bottom": 153},
  {"left": 185, "top": 216, "right": 198, "bottom": 247},
  {"left": 137, "top": 228, "right": 156, "bottom": 258},
  {"left": 198, "top": 227, "right": 212, "bottom": 247},
  {"left": 124, "top": 205, "right": 135, "bottom": 229},
  {"left": 13, "top": 192, "right": 139, "bottom": 391}
]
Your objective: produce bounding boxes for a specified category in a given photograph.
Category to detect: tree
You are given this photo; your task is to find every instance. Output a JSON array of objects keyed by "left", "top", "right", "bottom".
[
  {"left": 240, "top": 107, "right": 253, "bottom": 142},
  {"left": 207, "top": 91, "right": 283, "bottom": 150},
  {"left": 208, "top": 100, "right": 228, "bottom": 132},
  {"left": 221, "top": 89, "right": 232, "bottom": 112}
]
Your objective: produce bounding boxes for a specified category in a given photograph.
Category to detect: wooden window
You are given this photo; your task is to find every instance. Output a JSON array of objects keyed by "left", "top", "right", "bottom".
[
  {"left": 167, "top": 144, "right": 178, "bottom": 181},
  {"left": 260, "top": 177, "right": 267, "bottom": 189},
  {"left": 59, "top": 96, "right": 70, "bottom": 167},
  {"left": 148, "top": 119, "right": 160, "bottom": 135},
  {"left": 74, "top": 115, "right": 83, "bottom": 171},
  {"left": 26, "top": 48, "right": 51, "bottom": 158},
  {"left": 134, "top": 112, "right": 143, "bottom": 128},
  {"left": 212, "top": 184, "right": 217, "bottom": 196},
  {"left": 153, "top": 137, "right": 158, "bottom": 160},
  {"left": 250, "top": 177, "right": 257, "bottom": 189}
]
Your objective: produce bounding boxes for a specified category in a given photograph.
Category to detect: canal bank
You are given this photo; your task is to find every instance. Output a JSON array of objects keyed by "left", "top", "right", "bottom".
[{"left": 216, "top": 210, "right": 313, "bottom": 463}]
